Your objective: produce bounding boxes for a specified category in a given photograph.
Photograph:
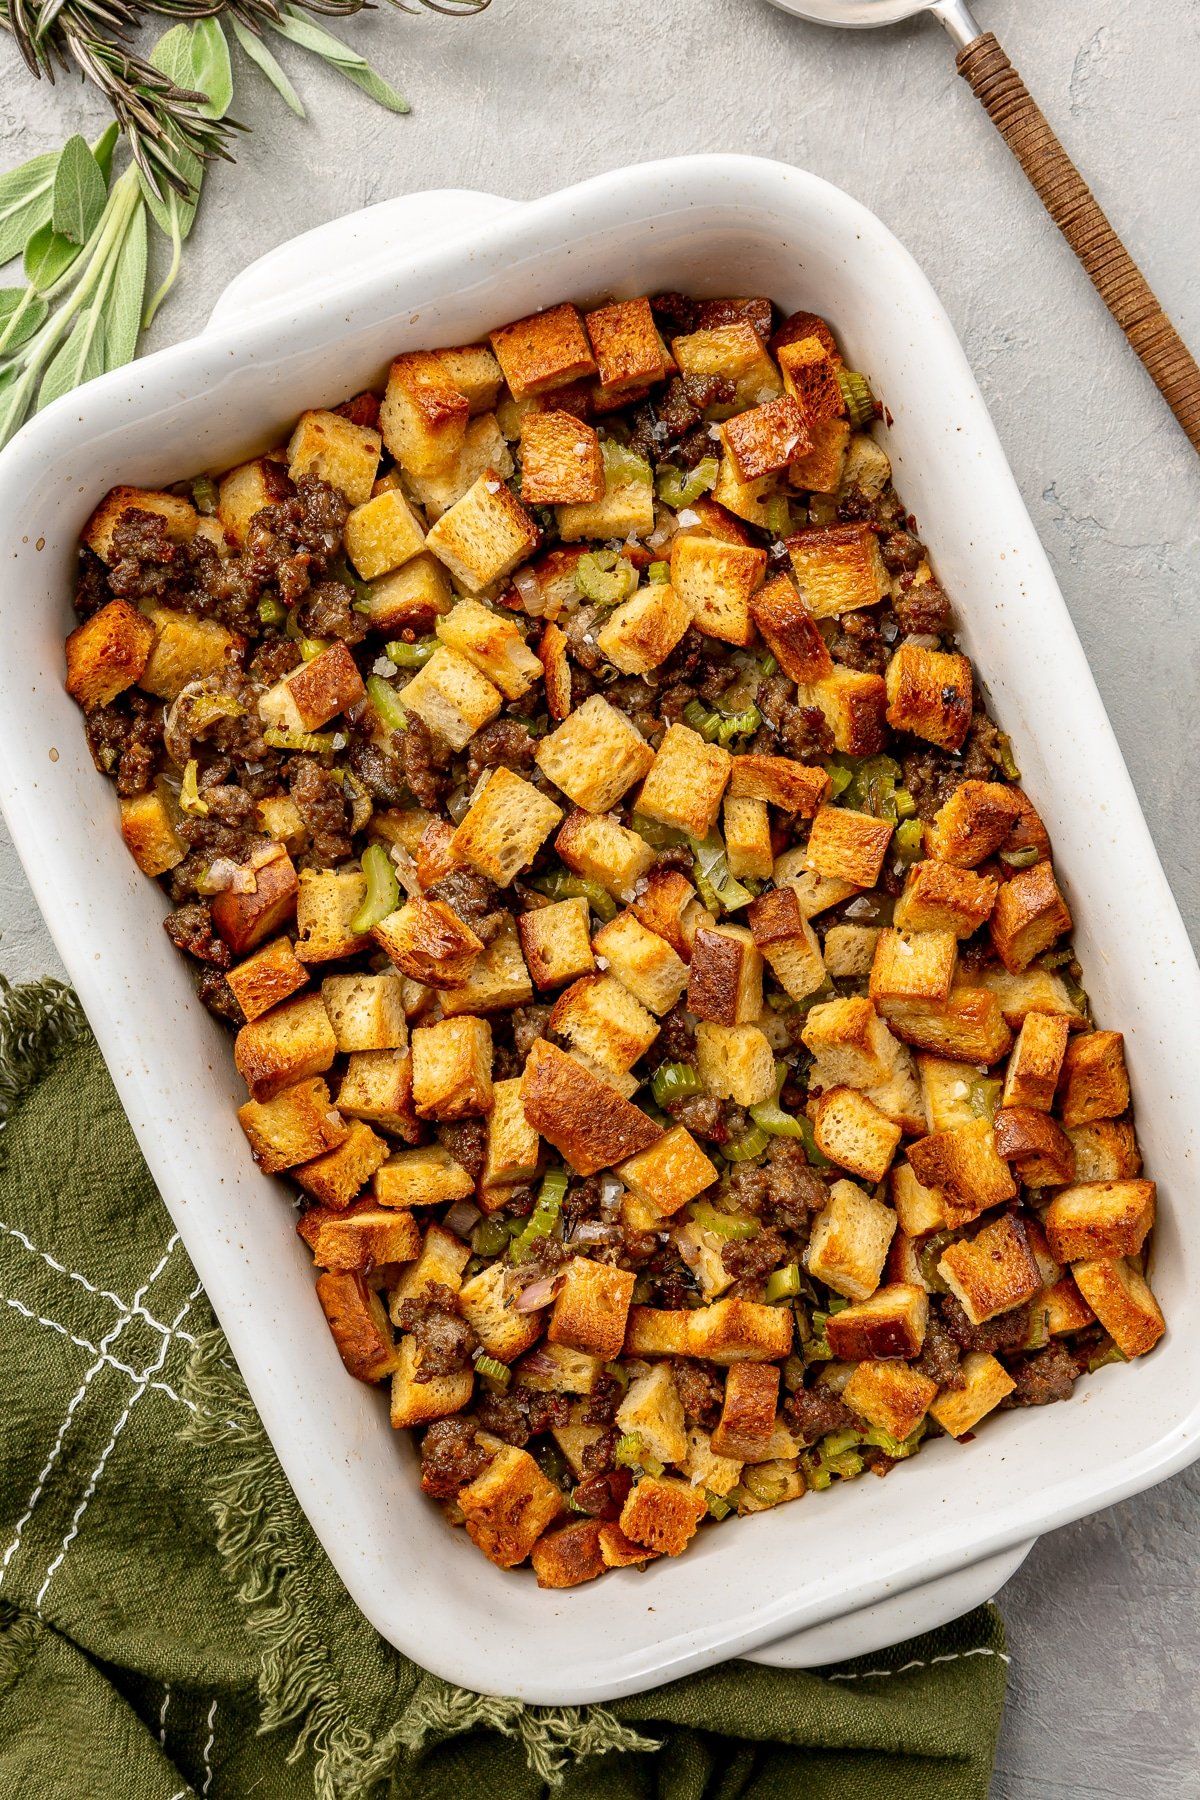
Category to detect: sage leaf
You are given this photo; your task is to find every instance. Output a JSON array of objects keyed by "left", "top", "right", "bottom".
[
  {"left": 52, "top": 135, "right": 107, "bottom": 247},
  {"left": 140, "top": 136, "right": 203, "bottom": 246},
  {"left": 0, "top": 286, "right": 49, "bottom": 352},
  {"left": 269, "top": 10, "right": 410, "bottom": 114},
  {"left": 232, "top": 16, "right": 306, "bottom": 119},
  {"left": 149, "top": 23, "right": 201, "bottom": 93},
  {"left": 191, "top": 17, "right": 235, "bottom": 120},
  {"left": 38, "top": 309, "right": 108, "bottom": 412},
  {"left": 0, "top": 363, "right": 38, "bottom": 451},
  {"left": 106, "top": 203, "right": 148, "bottom": 369},
  {"left": 24, "top": 221, "right": 82, "bottom": 293},
  {"left": 0, "top": 149, "right": 59, "bottom": 270}
]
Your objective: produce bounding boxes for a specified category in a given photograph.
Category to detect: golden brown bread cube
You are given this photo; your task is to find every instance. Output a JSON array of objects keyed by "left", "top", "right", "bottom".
[
  {"left": 631, "top": 867, "right": 707, "bottom": 963},
  {"left": 720, "top": 395, "right": 812, "bottom": 480},
  {"left": 424, "top": 472, "right": 539, "bottom": 594},
  {"left": 801, "top": 996, "right": 900, "bottom": 1089},
  {"left": 1065, "top": 1118, "right": 1141, "bottom": 1183},
  {"left": 388, "top": 1222, "right": 471, "bottom": 1310},
  {"left": 877, "top": 988, "right": 1013, "bottom": 1066},
  {"left": 519, "top": 409, "right": 604, "bottom": 504},
  {"left": 592, "top": 911, "right": 688, "bottom": 1016},
  {"left": 410, "top": 1015, "right": 492, "bottom": 1120},
  {"left": 793, "top": 665, "right": 888, "bottom": 756},
  {"left": 1071, "top": 1257, "right": 1164, "bottom": 1358},
  {"left": 557, "top": 440, "right": 656, "bottom": 541},
  {"left": 291, "top": 866, "right": 368, "bottom": 963},
  {"left": 256, "top": 794, "right": 307, "bottom": 857},
  {"left": 687, "top": 1298, "right": 794, "bottom": 1364},
  {"left": 638, "top": 722, "right": 734, "bottom": 840},
  {"left": 929, "top": 1351, "right": 1016, "bottom": 1437},
  {"left": 65, "top": 600, "right": 155, "bottom": 710},
  {"left": 556, "top": 810, "right": 656, "bottom": 905},
  {"left": 336, "top": 1048, "right": 421, "bottom": 1143},
  {"left": 597, "top": 1522, "right": 660, "bottom": 1568},
  {"left": 481, "top": 1077, "right": 541, "bottom": 1191},
  {"left": 805, "top": 806, "right": 893, "bottom": 888},
  {"left": 234, "top": 991, "right": 338, "bottom": 1103},
  {"left": 315, "top": 1270, "right": 398, "bottom": 1382},
  {"left": 584, "top": 297, "right": 667, "bottom": 392},
  {"left": 619, "top": 1475, "right": 708, "bottom": 1558},
  {"left": 378, "top": 350, "right": 470, "bottom": 476},
  {"left": 320, "top": 972, "right": 407, "bottom": 1053},
  {"left": 373, "top": 1144, "right": 474, "bottom": 1209},
  {"left": 297, "top": 1198, "right": 420, "bottom": 1271},
  {"left": 805, "top": 1177, "right": 897, "bottom": 1301},
  {"left": 395, "top": 644, "right": 504, "bottom": 753},
  {"left": 918, "top": 1054, "right": 997, "bottom": 1134},
  {"left": 458, "top": 1261, "right": 545, "bottom": 1365},
  {"left": 785, "top": 521, "right": 889, "bottom": 618},
  {"left": 810, "top": 1086, "right": 903, "bottom": 1184},
  {"left": 490, "top": 302, "right": 597, "bottom": 398},
  {"left": 937, "top": 1214, "right": 1042, "bottom": 1325},
  {"left": 343, "top": 488, "right": 427, "bottom": 581},
  {"left": 549, "top": 973, "right": 659, "bottom": 1080},
  {"left": 906, "top": 1117, "right": 1016, "bottom": 1217},
  {"left": 372, "top": 900, "right": 483, "bottom": 991},
  {"left": 669, "top": 535, "right": 767, "bottom": 648},
  {"left": 926, "top": 781, "right": 1024, "bottom": 868},
  {"left": 519, "top": 1038, "right": 662, "bottom": 1175},
  {"left": 729, "top": 753, "right": 830, "bottom": 815},
  {"left": 977, "top": 966, "right": 1086, "bottom": 1032},
  {"left": 548, "top": 1257, "right": 638, "bottom": 1361},
  {"left": 869, "top": 928, "right": 958, "bottom": 1004},
  {"left": 681, "top": 1426, "right": 743, "bottom": 1498},
  {"left": 747, "top": 572, "right": 834, "bottom": 684},
  {"left": 1041, "top": 1274, "right": 1096, "bottom": 1336},
  {"left": 1043, "top": 1180, "right": 1155, "bottom": 1263},
  {"left": 694, "top": 1021, "right": 776, "bottom": 1107},
  {"left": 991, "top": 1106, "right": 1075, "bottom": 1188},
  {"left": 534, "top": 694, "right": 655, "bottom": 814},
  {"left": 216, "top": 456, "right": 292, "bottom": 547},
  {"left": 531, "top": 1518, "right": 607, "bottom": 1589},
  {"left": 119, "top": 787, "right": 186, "bottom": 877},
  {"left": 1058, "top": 1030, "right": 1130, "bottom": 1127},
  {"left": 517, "top": 897, "right": 595, "bottom": 991},
  {"left": 293, "top": 1119, "right": 392, "bottom": 1210},
  {"left": 723, "top": 796, "right": 774, "bottom": 881},
  {"left": 884, "top": 644, "right": 973, "bottom": 751},
  {"left": 747, "top": 886, "right": 827, "bottom": 1002},
  {"left": 777, "top": 334, "right": 843, "bottom": 425},
  {"left": 257, "top": 641, "right": 366, "bottom": 736},
  {"left": 450, "top": 768, "right": 563, "bottom": 889},
  {"left": 891, "top": 1162, "right": 952, "bottom": 1237},
  {"left": 436, "top": 342, "right": 504, "bottom": 414},
  {"left": 989, "top": 861, "right": 1072, "bottom": 973},
  {"left": 388, "top": 1335, "right": 474, "bottom": 1429},
  {"left": 788, "top": 416, "right": 852, "bottom": 495},
  {"left": 227, "top": 936, "right": 308, "bottom": 1023},
  {"left": 435, "top": 598, "right": 543, "bottom": 701},
  {"left": 364, "top": 554, "right": 454, "bottom": 635},
  {"left": 402, "top": 415, "right": 516, "bottom": 522},
  {"left": 287, "top": 409, "right": 380, "bottom": 504},
  {"left": 1002, "top": 1010, "right": 1071, "bottom": 1111},
  {"left": 623, "top": 1307, "right": 693, "bottom": 1358},
  {"left": 238, "top": 1077, "right": 348, "bottom": 1174},
  {"left": 843, "top": 1358, "right": 938, "bottom": 1441},
  {"left": 617, "top": 1126, "right": 718, "bottom": 1219},
  {"left": 892, "top": 860, "right": 998, "bottom": 938},
  {"left": 139, "top": 607, "right": 242, "bottom": 701},
  {"left": 687, "top": 924, "right": 763, "bottom": 1027},
  {"left": 595, "top": 580, "right": 694, "bottom": 676},
  {"left": 711, "top": 1362, "right": 780, "bottom": 1460},
  {"left": 538, "top": 619, "right": 571, "bottom": 721},
  {"left": 515, "top": 1342, "right": 604, "bottom": 1395}
]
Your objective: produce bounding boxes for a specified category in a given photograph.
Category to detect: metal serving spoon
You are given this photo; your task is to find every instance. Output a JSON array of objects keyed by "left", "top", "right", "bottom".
[{"left": 764, "top": 0, "right": 1200, "bottom": 451}]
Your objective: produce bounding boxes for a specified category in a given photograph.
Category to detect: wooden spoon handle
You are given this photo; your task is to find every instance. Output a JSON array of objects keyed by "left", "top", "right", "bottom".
[{"left": 957, "top": 31, "right": 1200, "bottom": 452}]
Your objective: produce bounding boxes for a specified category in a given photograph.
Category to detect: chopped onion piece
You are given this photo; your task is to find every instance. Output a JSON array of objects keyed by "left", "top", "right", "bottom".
[
  {"left": 445, "top": 1200, "right": 481, "bottom": 1238},
  {"left": 514, "top": 1276, "right": 560, "bottom": 1313},
  {"left": 513, "top": 567, "right": 546, "bottom": 616},
  {"left": 387, "top": 842, "right": 423, "bottom": 898}
]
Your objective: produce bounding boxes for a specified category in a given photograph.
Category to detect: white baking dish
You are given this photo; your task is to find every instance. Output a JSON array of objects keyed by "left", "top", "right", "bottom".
[{"left": 0, "top": 156, "right": 1196, "bottom": 1704}]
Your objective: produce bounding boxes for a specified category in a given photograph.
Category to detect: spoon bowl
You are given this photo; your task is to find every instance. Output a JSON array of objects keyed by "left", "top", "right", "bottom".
[{"left": 763, "top": 0, "right": 941, "bottom": 27}]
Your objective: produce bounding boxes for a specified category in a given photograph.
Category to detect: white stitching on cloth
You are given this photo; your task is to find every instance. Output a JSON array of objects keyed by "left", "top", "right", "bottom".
[
  {"left": 0, "top": 1218, "right": 197, "bottom": 1346},
  {"left": 0, "top": 1295, "right": 199, "bottom": 1407},
  {"left": 34, "top": 1279, "right": 203, "bottom": 1611},
  {"left": 201, "top": 1699, "right": 217, "bottom": 1796},
  {"left": 159, "top": 1683, "right": 171, "bottom": 1747},
  {"left": 825, "top": 1646, "right": 1012, "bottom": 1682}
]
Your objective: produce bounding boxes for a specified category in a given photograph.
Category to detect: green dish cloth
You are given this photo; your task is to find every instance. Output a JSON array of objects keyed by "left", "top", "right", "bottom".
[{"left": 0, "top": 978, "right": 1009, "bottom": 1799}]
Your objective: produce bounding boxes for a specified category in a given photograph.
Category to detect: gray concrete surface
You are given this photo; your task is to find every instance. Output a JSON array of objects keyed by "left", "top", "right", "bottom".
[{"left": 2, "top": 2, "right": 1198, "bottom": 1792}]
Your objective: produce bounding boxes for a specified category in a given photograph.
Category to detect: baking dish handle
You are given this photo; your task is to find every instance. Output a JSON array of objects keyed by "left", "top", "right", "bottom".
[{"left": 205, "top": 189, "right": 523, "bottom": 333}]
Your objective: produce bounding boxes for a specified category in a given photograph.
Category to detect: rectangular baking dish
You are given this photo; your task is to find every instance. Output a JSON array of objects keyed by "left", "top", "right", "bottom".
[{"left": 0, "top": 154, "right": 1196, "bottom": 1704}]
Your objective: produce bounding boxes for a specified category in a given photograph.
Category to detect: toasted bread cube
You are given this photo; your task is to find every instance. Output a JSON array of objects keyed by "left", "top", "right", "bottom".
[
  {"left": 878, "top": 988, "right": 1013, "bottom": 1066},
  {"left": 862, "top": 1046, "right": 927, "bottom": 1138},
  {"left": 624, "top": 1307, "right": 692, "bottom": 1358},
  {"left": 436, "top": 342, "right": 504, "bottom": 414},
  {"left": 801, "top": 996, "right": 898, "bottom": 1089},
  {"left": 339, "top": 489, "right": 425, "bottom": 583},
  {"left": 388, "top": 1334, "right": 474, "bottom": 1428},
  {"left": 722, "top": 796, "right": 774, "bottom": 881},
  {"left": 315, "top": 1270, "right": 397, "bottom": 1383},
  {"left": 893, "top": 861, "right": 999, "bottom": 938},
  {"left": 1058, "top": 1030, "right": 1130, "bottom": 1127},
  {"left": 617, "top": 1126, "right": 718, "bottom": 1219},
  {"left": 777, "top": 334, "right": 842, "bottom": 423},
  {"left": 687, "top": 924, "right": 763, "bottom": 1027},
  {"left": 294, "top": 1118, "right": 391, "bottom": 1209},
  {"left": 637, "top": 723, "right": 732, "bottom": 839},
  {"left": 592, "top": 912, "right": 687, "bottom": 1016},
  {"left": 535, "top": 694, "right": 654, "bottom": 814},
  {"left": 1040, "top": 1274, "right": 1096, "bottom": 1336},
  {"left": 989, "top": 862, "right": 1072, "bottom": 973},
  {"left": 811, "top": 1087, "right": 902, "bottom": 1184},
  {"left": 258, "top": 641, "right": 365, "bottom": 736},
  {"left": 557, "top": 439, "right": 656, "bottom": 541},
  {"left": 396, "top": 644, "right": 502, "bottom": 752},
  {"left": 238, "top": 1077, "right": 347, "bottom": 1174},
  {"left": 490, "top": 303, "right": 597, "bottom": 398},
  {"left": 938, "top": 1215, "right": 1042, "bottom": 1325},
  {"left": 977, "top": 967, "right": 1086, "bottom": 1033},
  {"left": 595, "top": 580, "right": 693, "bottom": 675},
  {"left": 546, "top": 1256, "right": 638, "bottom": 1363},
  {"left": 687, "top": 1297, "right": 794, "bottom": 1364},
  {"left": 255, "top": 794, "right": 307, "bottom": 856},
  {"left": 805, "top": 806, "right": 893, "bottom": 887},
  {"left": 515, "top": 1342, "right": 604, "bottom": 1396},
  {"left": 518, "top": 410, "right": 604, "bottom": 505},
  {"left": 424, "top": 471, "right": 538, "bottom": 594},
  {"left": 287, "top": 409, "right": 380, "bottom": 504},
  {"left": 870, "top": 928, "right": 957, "bottom": 1005},
  {"left": 927, "top": 781, "right": 1025, "bottom": 868},
  {"left": 520, "top": 1038, "right": 661, "bottom": 1175},
  {"left": 785, "top": 523, "right": 888, "bottom": 619},
  {"left": 584, "top": 297, "right": 666, "bottom": 392},
  {"left": 373, "top": 1145, "right": 474, "bottom": 1210},
  {"left": 435, "top": 598, "right": 543, "bottom": 701},
  {"left": 119, "top": 787, "right": 185, "bottom": 876},
  {"left": 556, "top": 810, "right": 655, "bottom": 904},
  {"left": 668, "top": 535, "right": 767, "bottom": 648},
  {"left": 918, "top": 1055, "right": 991, "bottom": 1134},
  {"left": 788, "top": 416, "right": 851, "bottom": 495},
  {"left": 806, "top": 1178, "right": 896, "bottom": 1301},
  {"left": 234, "top": 992, "right": 337, "bottom": 1103},
  {"left": 1002, "top": 1011, "right": 1070, "bottom": 1111},
  {"left": 711, "top": 1362, "right": 779, "bottom": 1460},
  {"left": 531, "top": 1519, "right": 606, "bottom": 1589},
  {"left": 379, "top": 351, "right": 469, "bottom": 477},
  {"left": 992, "top": 1106, "right": 1075, "bottom": 1188},
  {"left": 794, "top": 666, "right": 889, "bottom": 755},
  {"left": 694, "top": 1021, "right": 776, "bottom": 1106},
  {"left": 594, "top": 1522, "right": 659, "bottom": 1568},
  {"left": 298, "top": 1198, "right": 421, "bottom": 1271},
  {"left": 458, "top": 1442, "right": 566, "bottom": 1567},
  {"left": 82, "top": 485, "right": 197, "bottom": 562},
  {"left": 732, "top": 758, "right": 830, "bottom": 821},
  {"left": 438, "top": 918, "right": 534, "bottom": 1018},
  {"left": 410, "top": 1016, "right": 491, "bottom": 1120},
  {"left": 884, "top": 644, "right": 973, "bottom": 751},
  {"left": 891, "top": 1162, "right": 951, "bottom": 1237},
  {"left": 619, "top": 1475, "right": 707, "bottom": 1558},
  {"left": 292, "top": 867, "right": 367, "bottom": 963},
  {"left": 215, "top": 456, "right": 292, "bottom": 547},
  {"left": 907, "top": 1117, "right": 1015, "bottom": 1217},
  {"left": 682, "top": 1426, "right": 743, "bottom": 1497},
  {"left": 549, "top": 974, "right": 659, "bottom": 1078},
  {"left": 372, "top": 899, "right": 482, "bottom": 990},
  {"left": 226, "top": 937, "right": 307, "bottom": 1023},
  {"left": 929, "top": 1351, "right": 1016, "bottom": 1437},
  {"left": 1065, "top": 1119, "right": 1141, "bottom": 1183},
  {"left": 139, "top": 607, "right": 241, "bottom": 701},
  {"left": 1044, "top": 1180, "right": 1155, "bottom": 1263},
  {"left": 843, "top": 1359, "right": 937, "bottom": 1440},
  {"left": 720, "top": 395, "right": 812, "bottom": 482},
  {"left": 336, "top": 1048, "right": 420, "bottom": 1142},
  {"left": 1072, "top": 1258, "right": 1164, "bottom": 1359},
  {"left": 320, "top": 973, "right": 407, "bottom": 1054},
  {"left": 747, "top": 887, "right": 826, "bottom": 1002},
  {"left": 449, "top": 768, "right": 562, "bottom": 889},
  {"left": 538, "top": 620, "right": 571, "bottom": 722},
  {"left": 822, "top": 924, "right": 881, "bottom": 980},
  {"left": 517, "top": 897, "right": 595, "bottom": 991},
  {"left": 711, "top": 457, "right": 775, "bottom": 528},
  {"left": 65, "top": 600, "right": 155, "bottom": 710},
  {"left": 404, "top": 414, "right": 514, "bottom": 523},
  {"left": 458, "top": 1263, "right": 543, "bottom": 1365},
  {"left": 478, "top": 1076, "right": 541, "bottom": 1193},
  {"left": 631, "top": 868, "right": 708, "bottom": 963},
  {"left": 364, "top": 554, "right": 454, "bottom": 635},
  {"left": 672, "top": 321, "right": 781, "bottom": 406}
]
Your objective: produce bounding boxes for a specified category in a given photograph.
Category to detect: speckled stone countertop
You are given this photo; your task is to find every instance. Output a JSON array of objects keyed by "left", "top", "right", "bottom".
[{"left": 2, "top": 3, "right": 1198, "bottom": 1792}]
